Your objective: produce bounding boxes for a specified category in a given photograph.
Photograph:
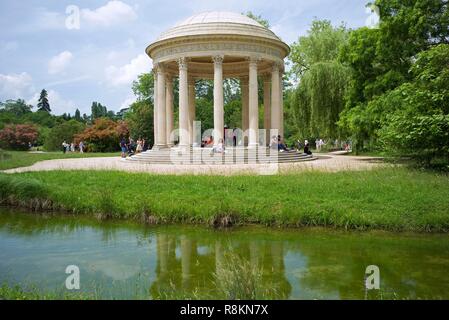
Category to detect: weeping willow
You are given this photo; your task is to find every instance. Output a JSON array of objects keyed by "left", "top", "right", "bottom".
[{"left": 292, "top": 61, "right": 350, "bottom": 138}]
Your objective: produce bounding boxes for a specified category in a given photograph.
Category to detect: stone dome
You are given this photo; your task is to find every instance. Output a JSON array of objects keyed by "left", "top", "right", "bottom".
[{"left": 154, "top": 11, "right": 283, "bottom": 43}]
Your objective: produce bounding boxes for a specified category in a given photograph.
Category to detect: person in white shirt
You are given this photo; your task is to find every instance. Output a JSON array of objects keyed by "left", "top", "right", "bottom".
[{"left": 212, "top": 139, "right": 225, "bottom": 154}]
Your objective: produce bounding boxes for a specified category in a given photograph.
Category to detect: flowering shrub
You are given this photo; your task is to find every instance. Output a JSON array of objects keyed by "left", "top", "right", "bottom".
[
  {"left": 75, "top": 118, "right": 128, "bottom": 152},
  {"left": 0, "top": 124, "right": 38, "bottom": 150}
]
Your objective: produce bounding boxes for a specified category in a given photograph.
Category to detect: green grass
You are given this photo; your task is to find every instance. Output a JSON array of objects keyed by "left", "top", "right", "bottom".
[
  {"left": 1, "top": 168, "right": 448, "bottom": 232},
  {"left": 0, "top": 284, "right": 99, "bottom": 300},
  {"left": 0, "top": 150, "right": 118, "bottom": 170}
]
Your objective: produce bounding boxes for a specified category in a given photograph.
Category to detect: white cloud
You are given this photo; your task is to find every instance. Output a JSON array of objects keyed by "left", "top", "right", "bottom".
[
  {"left": 48, "top": 51, "right": 73, "bottom": 75},
  {"left": 81, "top": 1, "right": 137, "bottom": 27},
  {"left": 0, "top": 72, "right": 35, "bottom": 100},
  {"left": 105, "top": 54, "right": 151, "bottom": 87},
  {"left": 27, "top": 89, "right": 76, "bottom": 115}
]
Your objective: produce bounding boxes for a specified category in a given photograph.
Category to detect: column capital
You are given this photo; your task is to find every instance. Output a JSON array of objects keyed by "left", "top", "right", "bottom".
[
  {"left": 271, "top": 61, "right": 281, "bottom": 73},
  {"left": 247, "top": 56, "right": 261, "bottom": 66},
  {"left": 212, "top": 55, "right": 224, "bottom": 65},
  {"left": 154, "top": 63, "right": 166, "bottom": 75},
  {"left": 177, "top": 57, "right": 189, "bottom": 71}
]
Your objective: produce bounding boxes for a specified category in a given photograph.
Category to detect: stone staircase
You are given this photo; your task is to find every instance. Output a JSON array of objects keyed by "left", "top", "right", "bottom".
[{"left": 127, "top": 147, "right": 316, "bottom": 165}]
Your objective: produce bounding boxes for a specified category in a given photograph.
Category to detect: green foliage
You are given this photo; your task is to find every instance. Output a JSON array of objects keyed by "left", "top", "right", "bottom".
[
  {"left": 195, "top": 97, "right": 213, "bottom": 132},
  {"left": 91, "top": 101, "right": 115, "bottom": 121},
  {"left": 290, "top": 20, "right": 348, "bottom": 77},
  {"left": 376, "top": 44, "right": 449, "bottom": 164},
  {"left": 132, "top": 73, "right": 154, "bottom": 102},
  {"left": 74, "top": 109, "right": 82, "bottom": 122},
  {"left": 125, "top": 100, "right": 154, "bottom": 145},
  {"left": 0, "top": 174, "right": 47, "bottom": 201},
  {"left": 245, "top": 11, "right": 270, "bottom": 28},
  {"left": 379, "top": 114, "right": 449, "bottom": 164},
  {"left": 0, "top": 99, "right": 32, "bottom": 117},
  {"left": 288, "top": 20, "right": 350, "bottom": 139},
  {"left": 338, "top": 0, "right": 449, "bottom": 155},
  {"left": 37, "top": 89, "right": 51, "bottom": 113},
  {"left": 43, "top": 120, "right": 85, "bottom": 151}
]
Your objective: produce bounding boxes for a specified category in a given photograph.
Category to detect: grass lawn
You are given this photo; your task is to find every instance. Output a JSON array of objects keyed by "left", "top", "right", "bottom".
[
  {"left": 0, "top": 150, "right": 118, "bottom": 170},
  {"left": 1, "top": 168, "right": 448, "bottom": 232}
]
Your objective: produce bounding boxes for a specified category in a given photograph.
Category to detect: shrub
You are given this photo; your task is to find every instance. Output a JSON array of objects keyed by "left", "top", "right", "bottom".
[
  {"left": 43, "top": 120, "right": 85, "bottom": 151},
  {"left": 0, "top": 124, "right": 38, "bottom": 150},
  {"left": 75, "top": 118, "right": 128, "bottom": 152}
]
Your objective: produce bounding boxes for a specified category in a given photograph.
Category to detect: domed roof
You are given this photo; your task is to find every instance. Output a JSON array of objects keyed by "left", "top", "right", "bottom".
[
  {"left": 154, "top": 11, "right": 283, "bottom": 43},
  {"left": 174, "top": 11, "right": 263, "bottom": 28}
]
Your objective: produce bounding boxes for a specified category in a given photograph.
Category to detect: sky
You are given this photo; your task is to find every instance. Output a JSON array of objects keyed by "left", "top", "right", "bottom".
[{"left": 0, "top": 0, "right": 371, "bottom": 116}]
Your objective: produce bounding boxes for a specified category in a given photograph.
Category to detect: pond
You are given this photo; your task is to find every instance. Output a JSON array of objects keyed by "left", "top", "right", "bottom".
[{"left": 0, "top": 208, "right": 448, "bottom": 299}]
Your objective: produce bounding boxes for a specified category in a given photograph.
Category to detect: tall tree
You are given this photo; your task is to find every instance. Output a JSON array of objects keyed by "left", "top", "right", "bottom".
[
  {"left": 338, "top": 0, "right": 449, "bottom": 152},
  {"left": 37, "top": 89, "right": 51, "bottom": 113},
  {"left": 74, "top": 108, "right": 82, "bottom": 121},
  {"left": 288, "top": 20, "right": 350, "bottom": 138}
]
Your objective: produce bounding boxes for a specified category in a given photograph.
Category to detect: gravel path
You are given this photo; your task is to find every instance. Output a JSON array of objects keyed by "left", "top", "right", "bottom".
[{"left": 3, "top": 154, "right": 389, "bottom": 175}]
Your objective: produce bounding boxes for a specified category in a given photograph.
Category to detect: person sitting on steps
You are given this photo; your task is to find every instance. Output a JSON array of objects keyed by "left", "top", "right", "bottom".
[
  {"left": 303, "top": 140, "right": 312, "bottom": 155},
  {"left": 277, "top": 135, "right": 289, "bottom": 152}
]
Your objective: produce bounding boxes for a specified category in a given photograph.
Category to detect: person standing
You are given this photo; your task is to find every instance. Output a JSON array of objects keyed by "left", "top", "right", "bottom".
[
  {"left": 79, "top": 141, "right": 84, "bottom": 153},
  {"left": 136, "top": 138, "right": 143, "bottom": 153},
  {"left": 62, "top": 141, "right": 67, "bottom": 154},
  {"left": 120, "top": 138, "right": 127, "bottom": 158}
]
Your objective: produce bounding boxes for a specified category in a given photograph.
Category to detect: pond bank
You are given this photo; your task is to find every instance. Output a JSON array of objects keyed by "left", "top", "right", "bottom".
[{"left": 1, "top": 168, "right": 448, "bottom": 232}]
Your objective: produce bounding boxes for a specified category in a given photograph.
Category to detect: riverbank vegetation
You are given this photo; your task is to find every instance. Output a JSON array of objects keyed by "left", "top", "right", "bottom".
[{"left": 0, "top": 168, "right": 448, "bottom": 232}]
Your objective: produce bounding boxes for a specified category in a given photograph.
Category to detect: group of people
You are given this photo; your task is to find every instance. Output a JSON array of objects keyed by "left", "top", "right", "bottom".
[
  {"left": 269, "top": 135, "right": 313, "bottom": 155},
  {"left": 62, "top": 141, "right": 84, "bottom": 153},
  {"left": 315, "top": 138, "right": 325, "bottom": 152},
  {"left": 120, "top": 137, "right": 147, "bottom": 158}
]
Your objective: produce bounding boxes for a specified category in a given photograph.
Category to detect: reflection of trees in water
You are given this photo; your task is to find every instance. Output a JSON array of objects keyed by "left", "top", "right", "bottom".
[
  {"left": 291, "top": 236, "right": 449, "bottom": 299},
  {"left": 150, "top": 234, "right": 291, "bottom": 299}
]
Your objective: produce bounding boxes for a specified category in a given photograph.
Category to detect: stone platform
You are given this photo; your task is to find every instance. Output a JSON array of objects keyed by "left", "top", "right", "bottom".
[{"left": 127, "top": 147, "right": 316, "bottom": 165}]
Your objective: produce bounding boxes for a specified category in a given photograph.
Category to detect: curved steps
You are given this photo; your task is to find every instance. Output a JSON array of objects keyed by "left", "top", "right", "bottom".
[{"left": 127, "top": 147, "right": 316, "bottom": 165}]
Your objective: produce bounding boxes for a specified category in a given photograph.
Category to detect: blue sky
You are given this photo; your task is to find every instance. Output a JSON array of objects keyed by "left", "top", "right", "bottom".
[{"left": 0, "top": 0, "right": 370, "bottom": 115}]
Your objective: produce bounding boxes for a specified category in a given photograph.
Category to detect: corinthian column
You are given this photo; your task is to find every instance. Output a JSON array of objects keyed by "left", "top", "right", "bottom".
[
  {"left": 271, "top": 63, "right": 281, "bottom": 136},
  {"left": 166, "top": 75, "right": 174, "bottom": 146},
  {"left": 153, "top": 70, "right": 158, "bottom": 149},
  {"left": 240, "top": 76, "right": 249, "bottom": 146},
  {"left": 213, "top": 55, "right": 224, "bottom": 145},
  {"left": 248, "top": 57, "right": 259, "bottom": 148},
  {"left": 188, "top": 78, "right": 195, "bottom": 145},
  {"left": 279, "top": 69, "right": 284, "bottom": 139},
  {"left": 263, "top": 76, "right": 271, "bottom": 146},
  {"left": 156, "top": 64, "right": 167, "bottom": 149},
  {"left": 178, "top": 57, "right": 189, "bottom": 148}
]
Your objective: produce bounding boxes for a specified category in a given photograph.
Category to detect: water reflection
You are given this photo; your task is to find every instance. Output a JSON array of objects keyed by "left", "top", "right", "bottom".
[{"left": 0, "top": 210, "right": 448, "bottom": 299}]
